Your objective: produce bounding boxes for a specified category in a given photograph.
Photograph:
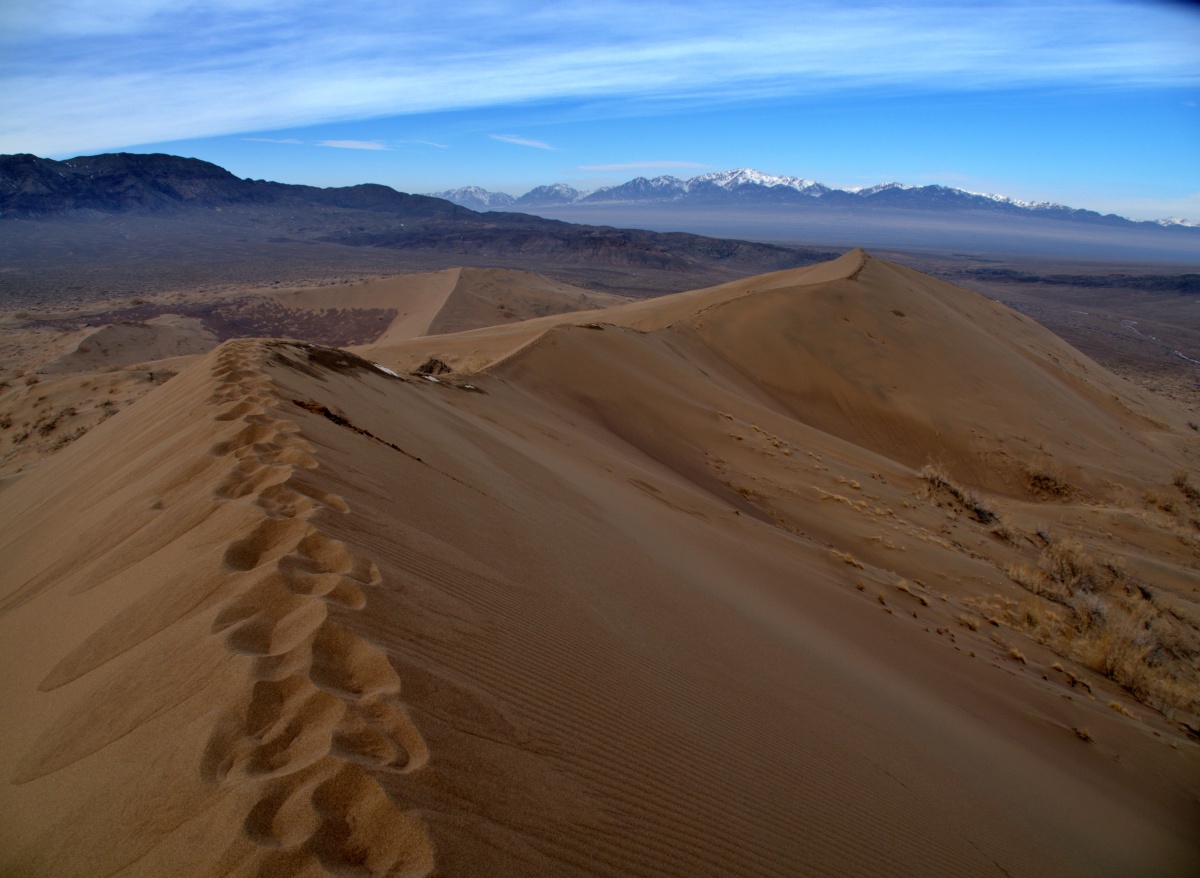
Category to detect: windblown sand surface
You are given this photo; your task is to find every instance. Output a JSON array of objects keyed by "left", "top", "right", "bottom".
[{"left": 1, "top": 250, "right": 1198, "bottom": 876}]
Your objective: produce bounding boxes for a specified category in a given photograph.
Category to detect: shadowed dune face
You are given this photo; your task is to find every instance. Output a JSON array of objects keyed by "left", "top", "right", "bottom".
[
  {"left": 1, "top": 252, "right": 1198, "bottom": 877},
  {"left": 675, "top": 254, "right": 1178, "bottom": 494}
]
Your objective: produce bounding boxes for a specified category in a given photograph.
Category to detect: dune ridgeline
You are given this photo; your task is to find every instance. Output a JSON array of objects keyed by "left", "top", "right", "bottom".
[{"left": 2, "top": 250, "right": 1198, "bottom": 877}]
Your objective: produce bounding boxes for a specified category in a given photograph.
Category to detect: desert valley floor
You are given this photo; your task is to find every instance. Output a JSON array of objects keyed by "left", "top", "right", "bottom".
[{"left": 1, "top": 250, "right": 1198, "bottom": 877}]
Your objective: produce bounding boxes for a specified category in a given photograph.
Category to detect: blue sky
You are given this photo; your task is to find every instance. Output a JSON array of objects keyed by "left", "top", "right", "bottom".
[{"left": 2, "top": 0, "right": 1198, "bottom": 220}]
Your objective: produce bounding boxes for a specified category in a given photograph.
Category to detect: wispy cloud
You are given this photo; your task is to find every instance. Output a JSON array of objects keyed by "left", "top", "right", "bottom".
[
  {"left": 579, "top": 161, "right": 712, "bottom": 172},
  {"left": 316, "top": 139, "right": 388, "bottom": 150},
  {"left": 411, "top": 139, "right": 449, "bottom": 149},
  {"left": 2, "top": 1, "right": 1198, "bottom": 155},
  {"left": 490, "top": 134, "right": 557, "bottom": 150}
]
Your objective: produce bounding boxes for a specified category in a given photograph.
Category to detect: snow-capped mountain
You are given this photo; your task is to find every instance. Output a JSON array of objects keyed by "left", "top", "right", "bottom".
[
  {"left": 686, "top": 168, "right": 827, "bottom": 195},
  {"left": 426, "top": 168, "right": 1196, "bottom": 229},
  {"left": 425, "top": 168, "right": 995, "bottom": 209},
  {"left": 965, "top": 190, "right": 1065, "bottom": 211},
  {"left": 579, "top": 168, "right": 830, "bottom": 202},
  {"left": 426, "top": 185, "right": 515, "bottom": 211},
  {"left": 515, "top": 183, "right": 587, "bottom": 206},
  {"left": 843, "top": 182, "right": 909, "bottom": 195},
  {"left": 584, "top": 176, "right": 686, "bottom": 202}
]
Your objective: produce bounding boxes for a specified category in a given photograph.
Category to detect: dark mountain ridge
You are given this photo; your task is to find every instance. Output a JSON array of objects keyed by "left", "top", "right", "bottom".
[
  {"left": 0, "top": 152, "right": 469, "bottom": 220},
  {"left": 0, "top": 152, "right": 839, "bottom": 303}
]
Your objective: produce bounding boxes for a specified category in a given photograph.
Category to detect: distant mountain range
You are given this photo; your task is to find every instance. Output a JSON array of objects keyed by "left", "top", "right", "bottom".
[
  {"left": 2, "top": 153, "right": 1195, "bottom": 266},
  {"left": 0, "top": 152, "right": 838, "bottom": 297},
  {"left": 429, "top": 168, "right": 1197, "bottom": 231}
]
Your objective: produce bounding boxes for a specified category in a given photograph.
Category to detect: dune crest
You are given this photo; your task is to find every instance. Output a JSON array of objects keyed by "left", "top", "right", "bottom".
[
  {"left": 1, "top": 340, "right": 432, "bottom": 877},
  {"left": 2, "top": 252, "right": 1198, "bottom": 876}
]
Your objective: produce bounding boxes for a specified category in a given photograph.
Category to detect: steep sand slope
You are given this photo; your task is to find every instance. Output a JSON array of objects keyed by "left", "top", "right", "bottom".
[
  {"left": 359, "top": 251, "right": 859, "bottom": 374},
  {"left": 370, "top": 250, "right": 1189, "bottom": 495},
  {"left": 2, "top": 252, "right": 1198, "bottom": 877}
]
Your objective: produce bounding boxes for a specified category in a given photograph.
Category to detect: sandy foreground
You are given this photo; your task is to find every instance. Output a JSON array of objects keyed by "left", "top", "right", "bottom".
[{"left": 1, "top": 250, "right": 1197, "bottom": 876}]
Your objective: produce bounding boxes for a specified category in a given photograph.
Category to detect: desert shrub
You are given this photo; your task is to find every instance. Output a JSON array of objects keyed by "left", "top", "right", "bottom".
[
  {"left": 1006, "top": 561, "right": 1049, "bottom": 595},
  {"left": 1144, "top": 489, "right": 1177, "bottom": 514},
  {"left": 1173, "top": 470, "right": 1200, "bottom": 506},
  {"left": 1027, "top": 465, "right": 1071, "bottom": 497},
  {"left": 833, "top": 550, "right": 864, "bottom": 569},
  {"left": 957, "top": 613, "right": 981, "bottom": 631},
  {"left": 1000, "top": 538, "right": 1199, "bottom": 715},
  {"left": 959, "top": 489, "right": 996, "bottom": 524},
  {"left": 919, "top": 463, "right": 995, "bottom": 523},
  {"left": 918, "top": 462, "right": 951, "bottom": 491},
  {"left": 990, "top": 519, "right": 1018, "bottom": 543},
  {"left": 1039, "top": 539, "right": 1099, "bottom": 593}
]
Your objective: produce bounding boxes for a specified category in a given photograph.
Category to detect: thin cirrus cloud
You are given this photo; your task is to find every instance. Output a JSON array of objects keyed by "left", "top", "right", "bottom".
[
  {"left": 490, "top": 134, "right": 558, "bottom": 150},
  {"left": 1, "top": 1, "right": 1198, "bottom": 155},
  {"left": 579, "top": 161, "right": 713, "bottom": 172},
  {"left": 244, "top": 137, "right": 446, "bottom": 150},
  {"left": 316, "top": 139, "right": 389, "bottom": 150}
]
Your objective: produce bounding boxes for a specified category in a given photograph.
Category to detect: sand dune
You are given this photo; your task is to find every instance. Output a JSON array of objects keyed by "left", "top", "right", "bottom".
[
  {"left": 41, "top": 315, "right": 218, "bottom": 373},
  {"left": 0, "top": 269, "right": 626, "bottom": 477},
  {"left": 1, "top": 251, "right": 1198, "bottom": 876},
  {"left": 358, "top": 252, "right": 858, "bottom": 373},
  {"left": 272, "top": 267, "right": 628, "bottom": 347}
]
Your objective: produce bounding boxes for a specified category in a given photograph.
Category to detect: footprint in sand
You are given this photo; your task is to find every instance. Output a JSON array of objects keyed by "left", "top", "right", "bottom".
[{"left": 200, "top": 341, "right": 433, "bottom": 876}]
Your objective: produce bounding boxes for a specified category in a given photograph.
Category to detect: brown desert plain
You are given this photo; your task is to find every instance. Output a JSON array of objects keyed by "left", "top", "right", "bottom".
[{"left": 1, "top": 249, "right": 1199, "bottom": 877}]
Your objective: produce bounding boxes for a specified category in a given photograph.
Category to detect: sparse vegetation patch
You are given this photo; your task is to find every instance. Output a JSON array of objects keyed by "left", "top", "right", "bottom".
[
  {"left": 1001, "top": 538, "right": 1199, "bottom": 715},
  {"left": 1027, "top": 465, "right": 1072, "bottom": 498},
  {"left": 1173, "top": 470, "right": 1200, "bottom": 506},
  {"left": 919, "top": 462, "right": 996, "bottom": 524}
]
